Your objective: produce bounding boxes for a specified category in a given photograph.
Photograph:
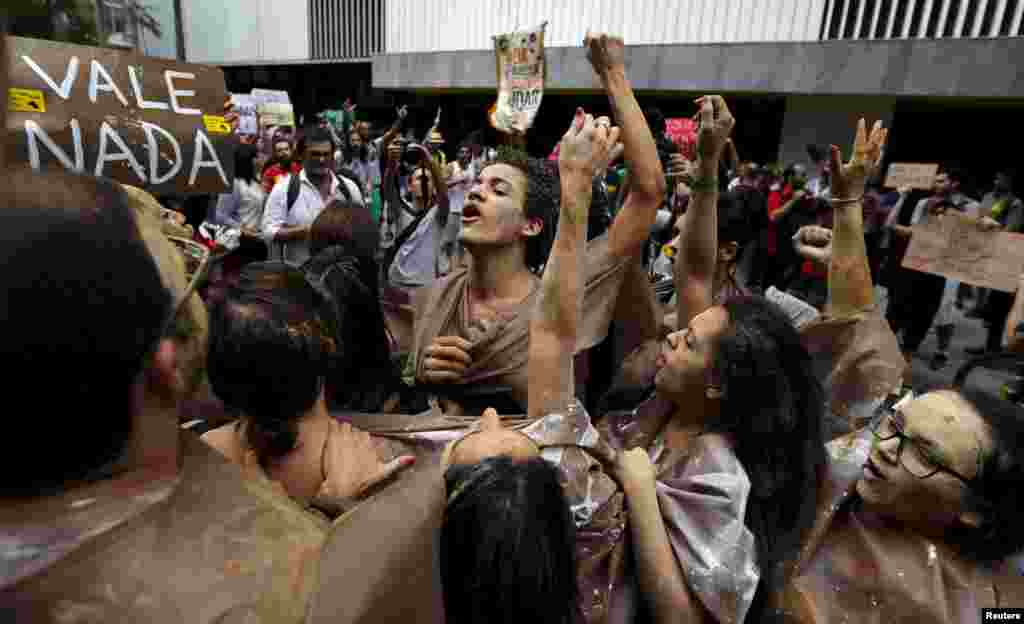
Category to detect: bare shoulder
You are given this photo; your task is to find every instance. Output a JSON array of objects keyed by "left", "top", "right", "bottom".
[{"left": 201, "top": 423, "right": 242, "bottom": 463}]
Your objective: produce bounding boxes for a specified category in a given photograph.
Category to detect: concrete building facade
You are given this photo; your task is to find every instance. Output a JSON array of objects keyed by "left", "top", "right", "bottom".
[{"left": 183, "top": 0, "right": 1024, "bottom": 183}]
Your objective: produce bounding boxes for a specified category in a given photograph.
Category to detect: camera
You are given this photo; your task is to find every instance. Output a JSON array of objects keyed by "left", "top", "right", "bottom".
[{"left": 394, "top": 139, "right": 428, "bottom": 173}]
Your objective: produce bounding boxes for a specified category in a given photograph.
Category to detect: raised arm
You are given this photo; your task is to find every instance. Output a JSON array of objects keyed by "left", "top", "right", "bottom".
[
  {"left": 825, "top": 119, "right": 889, "bottom": 318},
  {"left": 528, "top": 111, "right": 617, "bottom": 419},
  {"left": 674, "top": 95, "right": 735, "bottom": 326},
  {"left": 585, "top": 33, "right": 666, "bottom": 260},
  {"left": 378, "top": 105, "right": 408, "bottom": 153}
]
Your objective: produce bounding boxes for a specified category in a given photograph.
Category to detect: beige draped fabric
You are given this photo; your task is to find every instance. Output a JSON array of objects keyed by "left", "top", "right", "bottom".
[
  {"left": 799, "top": 306, "right": 905, "bottom": 436},
  {"left": 403, "top": 234, "right": 632, "bottom": 407}
]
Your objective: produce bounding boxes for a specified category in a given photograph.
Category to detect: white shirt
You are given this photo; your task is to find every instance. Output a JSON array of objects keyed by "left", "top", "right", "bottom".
[
  {"left": 215, "top": 178, "right": 266, "bottom": 231},
  {"left": 261, "top": 170, "right": 363, "bottom": 265}
]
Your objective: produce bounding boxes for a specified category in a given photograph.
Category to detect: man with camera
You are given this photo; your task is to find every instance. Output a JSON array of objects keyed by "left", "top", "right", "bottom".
[{"left": 381, "top": 114, "right": 454, "bottom": 290}]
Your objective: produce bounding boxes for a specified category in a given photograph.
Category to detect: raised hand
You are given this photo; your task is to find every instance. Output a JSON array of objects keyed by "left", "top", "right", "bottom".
[
  {"left": 793, "top": 225, "right": 834, "bottom": 265},
  {"left": 584, "top": 32, "right": 626, "bottom": 83},
  {"left": 693, "top": 95, "right": 735, "bottom": 169},
  {"left": 319, "top": 420, "right": 415, "bottom": 501},
  {"left": 559, "top": 108, "right": 621, "bottom": 179},
  {"left": 396, "top": 105, "right": 408, "bottom": 121},
  {"left": 829, "top": 118, "right": 888, "bottom": 200}
]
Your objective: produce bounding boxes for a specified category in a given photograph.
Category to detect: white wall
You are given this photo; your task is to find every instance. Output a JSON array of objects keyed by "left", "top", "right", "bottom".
[
  {"left": 777, "top": 95, "right": 895, "bottom": 169},
  {"left": 183, "top": 0, "right": 309, "bottom": 64},
  {"left": 385, "top": 0, "right": 828, "bottom": 53}
]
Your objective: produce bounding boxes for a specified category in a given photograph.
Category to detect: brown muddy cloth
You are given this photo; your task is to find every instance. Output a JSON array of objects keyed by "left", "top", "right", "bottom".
[
  {"left": 771, "top": 429, "right": 1024, "bottom": 623},
  {"left": 405, "top": 233, "right": 632, "bottom": 409},
  {"left": 798, "top": 305, "right": 905, "bottom": 437},
  {"left": 0, "top": 434, "right": 325, "bottom": 623}
]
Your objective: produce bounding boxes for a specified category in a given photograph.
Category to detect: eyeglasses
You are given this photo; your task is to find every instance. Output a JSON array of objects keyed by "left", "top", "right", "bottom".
[{"left": 870, "top": 410, "right": 975, "bottom": 484}]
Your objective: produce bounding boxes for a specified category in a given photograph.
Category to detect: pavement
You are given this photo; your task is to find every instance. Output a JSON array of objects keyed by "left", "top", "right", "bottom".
[{"left": 881, "top": 288, "right": 1020, "bottom": 397}]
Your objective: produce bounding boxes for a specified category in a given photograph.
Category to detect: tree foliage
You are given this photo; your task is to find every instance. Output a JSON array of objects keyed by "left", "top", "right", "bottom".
[{"left": 10, "top": 0, "right": 163, "bottom": 49}]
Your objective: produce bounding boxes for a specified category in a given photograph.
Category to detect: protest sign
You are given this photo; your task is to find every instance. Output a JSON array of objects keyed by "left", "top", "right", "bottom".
[
  {"left": 258, "top": 102, "right": 295, "bottom": 127},
  {"left": 489, "top": 22, "right": 547, "bottom": 135},
  {"left": 230, "top": 93, "right": 258, "bottom": 136},
  {"left": 902, "top": 211, "right": 1024, "bottom": 292},
  {"left": 5, "top": 36, "right": 233, "bottom": 195},
  {"left": 251, "top": 88, "right": 294, "bottom": 128},
  {"left": 251, "top": 88, "right": 290, "bottom": 104},
  {"left": 665, "top": 118, "right": 697, "bottom": 160},
  {"left": 885, "top": 163, "right": 939, "bottom": 190}
]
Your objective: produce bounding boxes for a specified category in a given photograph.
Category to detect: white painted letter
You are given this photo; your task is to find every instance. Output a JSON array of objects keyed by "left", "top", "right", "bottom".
[
  {"left": 88, "top": 60, "right": 129, "bottom": 107},
  {"left": 164, "top": 71, "right": 202, "bottom": 115},
  {"left": 128, "top": 66, "right": 170, "bottom": 111},
  {"left": 141, "top": 121, "right": 182, "bottom": 185},
  {"left": 25, "top": 119, "right": 84, "bottom": 173},
  {"left": 188, "top": 129, "right": 228, "bottom": 187},
  {"left": 21, "top": 55, "right": 80, "bottom": 100},
  {"left": 95, "top": 122, "right": 148, "bottom": 183}
]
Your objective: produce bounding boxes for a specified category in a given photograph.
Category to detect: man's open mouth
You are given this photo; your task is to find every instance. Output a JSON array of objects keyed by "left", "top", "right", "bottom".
[{"left": 462, "top": 203, "right": 481, "bottom": 221}]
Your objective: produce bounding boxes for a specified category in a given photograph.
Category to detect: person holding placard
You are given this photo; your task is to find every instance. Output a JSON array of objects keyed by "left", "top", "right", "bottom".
[{"left": 887, "top": 169, "right": 979, "bottom": 370}]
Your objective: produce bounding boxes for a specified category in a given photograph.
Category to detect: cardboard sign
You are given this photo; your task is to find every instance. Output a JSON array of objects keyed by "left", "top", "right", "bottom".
[
  {"left": 4, "top": 36, "right": 234, "bottom": 195},
  {"left": 229, "top": 93, "right": 258, "bottom": 136},
  {"left": 885, "top": 163, "right": 939, "bottom": 190},
  {"left": 489, "top": 22, "right": 547, "bottom": 135},
  {"left": 665, "top": 118, "right": 698, "bottom": 160},
  {"left": 251, "top": 88, "right": 294, "bottom": 129},
  {"left": 902, "top": 211, "right": 1024, "bottom": 292},
  {"left": 257, "top": 101, "right": 294, "bottom": 127},
  {"left": 250, "top": 88, "right": 290, "bottom": 104}
]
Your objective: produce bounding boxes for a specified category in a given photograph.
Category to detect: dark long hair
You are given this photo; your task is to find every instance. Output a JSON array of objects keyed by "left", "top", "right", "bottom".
[
  {"left": 234, "top": 143, "right": 258, "bottom": 183},
  {"left": 943, "top": 388, "right": 1024, "bottom": 563},
  {"left": 711, "top": 296, "right": 827, "bottom": 621},
  {"left": 441, "top": 457, "right": 578, "bottom": 624},
  {"left": 305, "top": 200, "right": 406, "bottom": 411},
  {"left": 207, "top": 262, "right": 335, "bottom": 468}
]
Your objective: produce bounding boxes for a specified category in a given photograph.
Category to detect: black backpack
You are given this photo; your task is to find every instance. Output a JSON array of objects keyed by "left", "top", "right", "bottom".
[
  {"left": 277, "top": 171, "right": 359, "bottom": 261},
  {"left": 284, "top": 169, "right": 359, "bottom": 213}
]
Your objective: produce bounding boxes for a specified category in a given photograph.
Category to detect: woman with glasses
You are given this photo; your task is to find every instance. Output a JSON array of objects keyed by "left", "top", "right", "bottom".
[{"left": 776, "top": 388, "right": 1024, "bottom": 621}]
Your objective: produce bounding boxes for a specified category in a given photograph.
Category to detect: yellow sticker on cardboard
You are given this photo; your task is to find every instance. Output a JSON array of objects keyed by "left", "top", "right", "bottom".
[
  {"left": 8, "top": 88, "right": 46, "bottom": 113},
  {"left": 203, "top": 114, "right": 232, "bottom": 135}
]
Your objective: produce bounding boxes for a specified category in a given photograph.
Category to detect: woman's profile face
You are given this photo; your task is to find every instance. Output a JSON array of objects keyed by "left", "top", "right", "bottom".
[
  {"left": 654, "top": 306, "right": 729, "bottom": 399},
  {"left": 857, "top": 391, "right": 992, "bottom": 531}
]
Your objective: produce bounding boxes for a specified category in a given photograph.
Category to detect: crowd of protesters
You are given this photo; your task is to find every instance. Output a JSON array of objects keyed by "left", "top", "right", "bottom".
[{"left": 5, "top": 31, "right": 1024, "bottom": 624}]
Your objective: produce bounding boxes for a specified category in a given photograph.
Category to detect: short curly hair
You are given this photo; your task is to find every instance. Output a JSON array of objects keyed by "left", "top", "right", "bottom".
[{"left": 486, "top": 147, "right": 560, "bottom": 273}]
